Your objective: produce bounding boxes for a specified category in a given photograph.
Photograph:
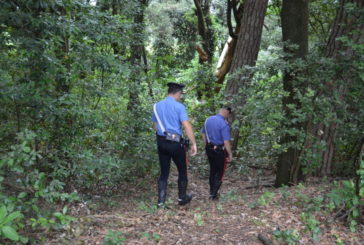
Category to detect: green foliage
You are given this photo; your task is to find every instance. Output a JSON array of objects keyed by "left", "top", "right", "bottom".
[
  {"left": 137, "top": 200, "right": 158, "bottom": 213},
  {"left": 194, "top": 213, "right": 204, "bottom": 226},
  {"left": 300, "top": 212, "right": 321, "bottom": 241},
  {"left": 279, "top": 185, "right": 290, "bottom": 200},
  {"left": 221, "top": 189, "right": 239, "bottom": 202},
  {"left": 328, "top": 172, "right": 364, "bottom": 232},
  {"left": 102, "top": 230, "right": 126, "bottom": 245},
  {"left": 0, "top": 206, "right": 27, "bottom": 243},
  {"left": 249, "top": 191, "right": 275, "bottom": 208},
  {"left": 140, "top": 231, "right": 161, "bottom": 242},
  {"left": 272, "top": 228, "right": 300, "bottom": 245}
]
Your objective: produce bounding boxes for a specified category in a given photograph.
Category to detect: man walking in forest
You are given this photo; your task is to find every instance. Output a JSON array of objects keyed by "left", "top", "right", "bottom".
[
  {"left": 152, "top": 83, "right": 197, "bottom": 208},
  {"left": 202, "top": 106, "right": 233, "bottom": 200}
]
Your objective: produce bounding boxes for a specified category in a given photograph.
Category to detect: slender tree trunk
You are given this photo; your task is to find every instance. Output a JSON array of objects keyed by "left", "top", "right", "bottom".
[
  {"left": 275, "top": 0, "right": 309, "bottom": 187},
  {"left": 193, "top": 0, "right": 215, "bottom": 99},
  {"left": 127, "top": 0, "right": 148, "bottom": 111},
  {"left": 224, "top": 0, "right": 268, "bottom": 151},
  {"left": 316, "top": 0, "right": 364, "bottom": 176},
  {"left": 193, "top": 0, "right": 214, "bottom": 64}
]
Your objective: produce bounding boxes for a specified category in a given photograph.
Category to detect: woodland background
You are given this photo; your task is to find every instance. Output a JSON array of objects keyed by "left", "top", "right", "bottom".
[{"left": 0, "top": 0, "right": 363, "bottom": 244}]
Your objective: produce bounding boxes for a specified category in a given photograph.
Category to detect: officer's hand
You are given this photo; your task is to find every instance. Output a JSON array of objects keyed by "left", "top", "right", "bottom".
[
  {"left": 190, "top": 143, "right": 197, "bottom": 156},
  {"left": 227, "top": 154, "right": 233, "bottom": 162}
]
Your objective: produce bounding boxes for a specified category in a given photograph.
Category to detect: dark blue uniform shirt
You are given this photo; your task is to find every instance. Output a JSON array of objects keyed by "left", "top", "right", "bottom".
[
  {"left": 152, "top": 96, "right": 188, "bottom": 136},
  {"left": 202, "top": 114, "right": 231, "bottom": 145}
]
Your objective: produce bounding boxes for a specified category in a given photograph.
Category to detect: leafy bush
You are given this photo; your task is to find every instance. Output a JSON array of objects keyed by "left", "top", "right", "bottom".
[
  {"left": 300, "top": 212, "right": 321, "bottom": 241},
  {"left": 0, "top": 206, "right": 27, "bottom": 243},
  {"left": 328, "top": 172, "right": 364, "bottom": 232},
  {"left": 102, "top": 230, "right": 126, "bottom": 245},
  {"left": 273, "top": 228, "right": 300, "bottom": 245}
]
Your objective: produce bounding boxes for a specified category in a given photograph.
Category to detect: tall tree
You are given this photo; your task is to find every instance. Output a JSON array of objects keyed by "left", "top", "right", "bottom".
[
  {"left": 316, "top": 0, "right": 364, "bottom": 176},
  {"left": 193, "top": 0, "right": 216, "bottom": 99},
  {"left": 224, "top": 0, "right": 268, "bottom": 151},
  {"left": 193, "top": 0, "right": 215, "bottom": 64},
  {"left": 214, "top": 0, "right": 244, "bottom": 93},
  {"left": 275, "top": 0, "right": 309, "bottom": 187},
  {"left": 127, "top": 0, "right": 149, "bottom": 111}
]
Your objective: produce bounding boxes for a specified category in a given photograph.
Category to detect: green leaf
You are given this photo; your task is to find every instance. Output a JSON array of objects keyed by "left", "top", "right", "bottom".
[
  {"left": 17, "top": 192, "right": 27, "bottom": 199},
  {"left": 53, "top": 212, "right": 63, "bottom": 218},
  {"left": 359, "top": 187, "right": 364, "bottom": 198},
  {"left": 0, "top": 206, "right": 7, "bottom": 223},
  {"left": 23, "top": 146, "right": 31, "bottom": 153},
  {"left": 3, "top": 211, "right": 21, "bottom": 225},
  {"left": 352, "top": 208, "right": 359, "bottom": 218},
  {"left": 20, "top": 236, "right": 29, "bottom": 243},
  {"left": 352, "top": 196, "right": 359, "bottom": 206},
  {"left": 62, "top": 206, "right": 68, "bottom": 214},
  {"left": 2, "top": 226, "right": 19, "bottom": 241}
]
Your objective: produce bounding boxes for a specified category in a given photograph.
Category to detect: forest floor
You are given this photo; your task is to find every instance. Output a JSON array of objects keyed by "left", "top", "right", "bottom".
[{"left": 46, "top": 160, "right": 363, "bottom": 245}]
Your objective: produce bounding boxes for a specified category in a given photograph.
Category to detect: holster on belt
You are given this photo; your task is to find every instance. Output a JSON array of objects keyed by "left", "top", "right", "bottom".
[
  {"left": 165, "top": 132, "right": 181, "bottom": 142},
  {"left": 207, "top": 143, "right": 225, "bottom": 151}
]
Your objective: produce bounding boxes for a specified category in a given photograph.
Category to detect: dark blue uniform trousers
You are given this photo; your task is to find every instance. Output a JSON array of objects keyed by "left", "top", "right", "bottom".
[
  {"left": 206, "top": 145, "right": 227, "bottom": 198},
  {"left": 156, "top": 136, "right": 192, "bottom": 206},
  {"left": 157, "top": 137, "right": 188, "bottom": 182}
]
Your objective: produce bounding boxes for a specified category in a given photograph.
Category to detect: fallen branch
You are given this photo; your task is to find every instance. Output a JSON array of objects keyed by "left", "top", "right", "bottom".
[
  {"left": 336, "top": 206, "right": 355, "bottom": 221},
  {"left": 333, "top": 203, "right": 347, "bottom": 219}
]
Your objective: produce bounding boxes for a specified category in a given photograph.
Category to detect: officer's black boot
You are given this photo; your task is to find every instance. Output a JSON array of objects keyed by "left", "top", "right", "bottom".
[
  {"left": 157, "top": 180, "right": 167, "bottom": 208},
  {"left": 210, "top": 178, "right": 222, "bottom": 200},
  {"left": 209, "top": 175, "right": 214, "bottom": 197},
  {"left": 178, "top": 180, "right": 192, "bottom": 205}
]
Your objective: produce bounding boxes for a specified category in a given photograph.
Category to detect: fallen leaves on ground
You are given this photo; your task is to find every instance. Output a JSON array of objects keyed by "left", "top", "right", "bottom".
[{"left": 45, "top": 164, "right": 363, "bottom": 245}]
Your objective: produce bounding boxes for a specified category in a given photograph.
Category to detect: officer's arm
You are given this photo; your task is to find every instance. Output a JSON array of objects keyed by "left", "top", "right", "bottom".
[
  {"left": 224, "top": 140, "right": 233, "bottom": 162},
  {"left": 152, "top": 122, "right": 157, "bottom": 131},
  {"left": 182, "top": 120, "right": 197, "bottom": 155}
]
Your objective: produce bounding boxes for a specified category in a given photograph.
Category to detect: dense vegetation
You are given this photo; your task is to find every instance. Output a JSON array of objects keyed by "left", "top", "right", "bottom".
[{"left": 0, "top": 0, "right": 363, "bottom": 244}]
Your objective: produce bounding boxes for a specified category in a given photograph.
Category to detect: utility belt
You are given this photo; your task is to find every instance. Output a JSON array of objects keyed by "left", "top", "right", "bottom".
[
  {"left": 157, "top": 133, "right": 190, "bottom": 148},
  {"left": 206, "top": 143, "right": 225, "bottom": 151}
]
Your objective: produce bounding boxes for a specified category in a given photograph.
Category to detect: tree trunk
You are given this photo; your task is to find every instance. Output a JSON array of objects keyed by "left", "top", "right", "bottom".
[
  {"left": 316, "top": 0, "right": 364, "bottom": 176},
  {"left": 275, "top": 0, "right": 308, "bottom": 187},
  {"left": 224, "top": 0, "right": 268, "bottom": 151},
  {"left": 193, "top": 0, "right": 216, "bottom": 99},
  {"left": 193, "top": 0, "right": 214, "bottom": 64},
  {"left": 127, "top": 0, "right": 148, "bottom": 112},
  {"left": 214, "top": 2, "right": 244, "bottom": 93}
]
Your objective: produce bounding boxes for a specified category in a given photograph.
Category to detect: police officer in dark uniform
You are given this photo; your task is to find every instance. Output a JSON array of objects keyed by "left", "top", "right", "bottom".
[
  {"left": 202, "top": 106, "right": 233, "bottom": 200},
  {"left": 152, "top": 83, "right": 197, "bottom": 208}
]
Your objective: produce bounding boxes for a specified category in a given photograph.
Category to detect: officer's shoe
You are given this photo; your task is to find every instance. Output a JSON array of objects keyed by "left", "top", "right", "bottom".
[
  {"left": 157, "top": 180, "right": 167, "bottom": 208},
  {"left": 177, "top": 181, "right": 193, "bottom": 205},
  {"left": 209, "top": 180, "right": 222, "bottom": 201},
  {"left": 178, "top": 193, "right": 193, "bottom": 205},
  {"left": 209, "top": 193, "right": 219, "bottom": 200}
]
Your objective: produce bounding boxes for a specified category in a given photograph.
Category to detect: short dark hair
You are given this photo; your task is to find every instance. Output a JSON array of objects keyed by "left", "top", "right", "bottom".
[
  {"left": 222, "top": 106, "right": 232, "bottom": 113},
  {"left": 167, "top": 82, "right": 185, "bottom": 94},
  {"left": 168, "top": 86, "right": 183, "bottom": 94}
]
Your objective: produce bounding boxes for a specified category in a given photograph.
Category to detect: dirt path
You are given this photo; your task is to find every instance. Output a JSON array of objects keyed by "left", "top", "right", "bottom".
[{"left": 48, "top": 164, "right": 363, "bottom": 245}]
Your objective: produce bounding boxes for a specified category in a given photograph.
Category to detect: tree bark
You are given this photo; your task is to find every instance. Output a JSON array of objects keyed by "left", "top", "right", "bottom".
[
  {"left": 193, "top": 0, "right": 214, "bottom": 64},
  {"left": 193, "top": 0, "right": 216, "bottom": 99},
  {"left": 224, "top": 0, "right": 268, "bottom": 151},
  {"left": 275, "top": 0, "right": 309, "bottom": 187},
  {"left": 316, "top": 0, "right": 364, "bottom": 176},
  {"left": 214, "top": 2, "right": 244, "bottom": 93},
  {"left": 127, "top": 0, "right": 148, "bottom": 111}
]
